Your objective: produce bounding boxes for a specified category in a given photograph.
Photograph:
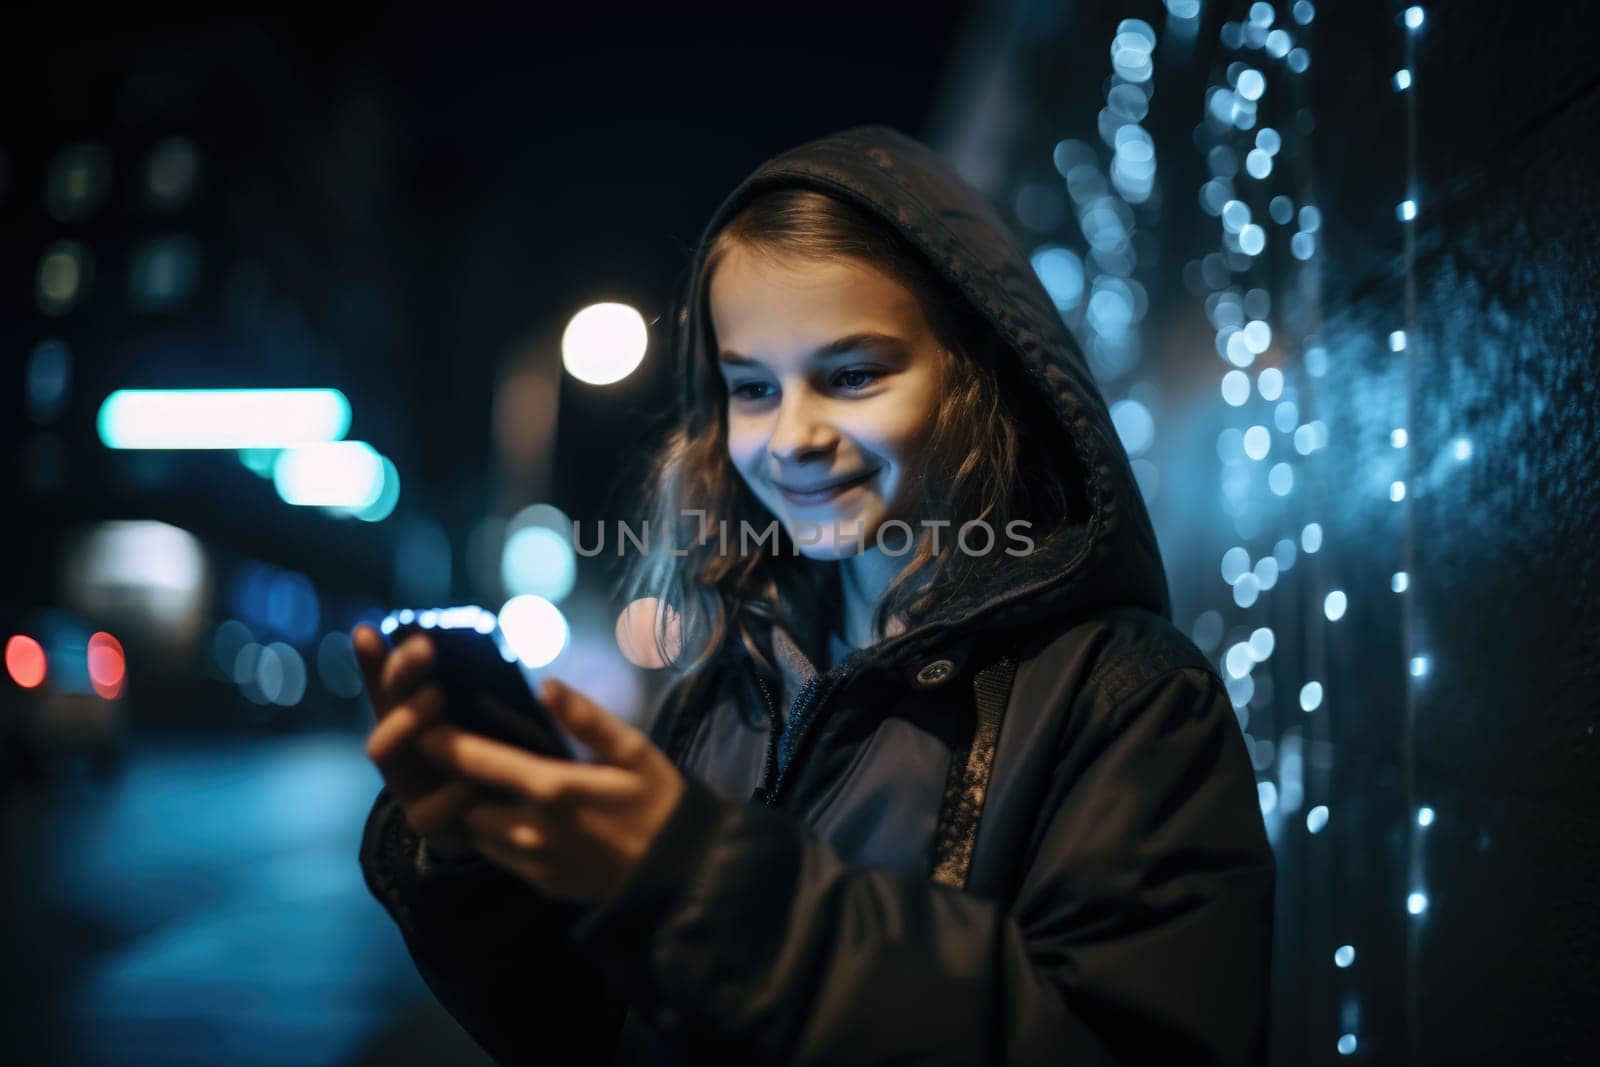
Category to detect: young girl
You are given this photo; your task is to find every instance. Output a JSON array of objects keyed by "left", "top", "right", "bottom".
[{"left": 356, "top": 124, "right": 1274, "bottom": 1066}]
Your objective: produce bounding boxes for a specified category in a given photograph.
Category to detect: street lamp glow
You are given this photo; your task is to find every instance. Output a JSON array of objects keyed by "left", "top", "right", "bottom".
[
  {"left": 273, "top": 442, "right": 385, "bottom": 508},
  {"left": 562, "top": 302, "right": 649, "bottom": 385},
  {"left": 97, "top": 389, "right": 351, "bottom": 449}
]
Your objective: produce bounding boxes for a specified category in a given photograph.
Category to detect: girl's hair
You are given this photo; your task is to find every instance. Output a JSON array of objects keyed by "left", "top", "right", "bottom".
[{"left": 618, "top": 187, "right": 1080, "bottom": 678}]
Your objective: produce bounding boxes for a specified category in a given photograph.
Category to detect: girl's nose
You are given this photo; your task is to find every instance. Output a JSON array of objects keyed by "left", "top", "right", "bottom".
[{"left": 767, "top": 389, "right": 836, "bottom": 463}]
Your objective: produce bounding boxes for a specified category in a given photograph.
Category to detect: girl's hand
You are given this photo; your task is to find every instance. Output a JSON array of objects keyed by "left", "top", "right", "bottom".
[
  {"left": 354, "top": 624, "right": 489, "bottom": 860},
  {"left": 418, "top": 678, "right": 687, "bottom": 904}
]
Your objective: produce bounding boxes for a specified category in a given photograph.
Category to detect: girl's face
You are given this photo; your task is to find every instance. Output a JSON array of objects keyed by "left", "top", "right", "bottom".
[{"left": 710, "top": 244, "right": 944, "bottom": 560}]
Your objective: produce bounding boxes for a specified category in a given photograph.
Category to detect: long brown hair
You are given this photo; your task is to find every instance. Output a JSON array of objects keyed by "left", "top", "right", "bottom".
[{"left": 619, "top": 187, "right": 1079, "bottom": 679}]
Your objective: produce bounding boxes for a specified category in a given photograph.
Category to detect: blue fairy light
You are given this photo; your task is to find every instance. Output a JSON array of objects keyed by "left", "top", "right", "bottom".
[
  {"left": 1392, "top": 571, "right": 1409, "bottom": 592},
  {"left": 1258, "top": 781, "right": 1279, "bottom": 815},
  {"left": 1240, "top": 223, "right": 1266, "bottom": 255},
  {"left": 1226, "top": 329, "right": 1257, "bottom": 367},
  {"left": 1391, "top": 428, "right": 1409, "bottom": 448},
  {"left": 1243, "top": 424, "right": 1272, "bottom": 460},
  {"left": 1244, "top": 319, "right": 1272, "bottom": 352},
  {"left": 1287, "top": 48, "right": 1310, "bottom": 74},
  {"left": 1389, "top": 330, "right": 1407, "bottom": 351},
  {"left": 1338, "top": 1034, "right": 1358, "bottom": 1056},
  {"left": 1407, "top": 890, "right": 1428, "bottom": 915},
  {"left": 1291, "top": 232, "right": 1316, "bottom": 260},
  {"left": 1417, "top": 806, "right": 1435, "bottom": 827},
  {"left": 1324, "top": 590, "right": 1347, "bottom": 621},
  {"left": 1222, "top": 546, "right": 1252, "bottom": 585},
  {"left": 1236, "top": 68, "right": 1266, "bottom": 101},
  {"left": 1334, "top": 945, "right": 1355, "bottom": 968},
  {"left": 1274, "top": 537, "right": 1298, "bottom": 570},
  {"left": 1298, "top": 205, "right": 1322, "bottom": 232},
  {"left": 1257, "top": 366, "right": 1284, "bottom": 400},
  {"left": 1391, "top": 480, "right": 1407, "bottom": 502},
  {"left": 1222, "top": 370, "right": 1252, "bottom": 406},
  {"left": 1274, "top": 400, "right": 1299, "bottom": 433},
  {"left": 1292, "top": 1, "right": 1315, "bottom": 24},
  {"left": 1398, "top": 198, "right": 1417, "bottom": 221},
  {"left": 1410, "top": 655, "right": 1431, "bottom": 678},
  {"left": 1306, "top": 804, "right": 1329, "bottom": 833},
  {"left": 1246, "top": 148, "right": 1273, "bottom": 179},
  {"left": 1301, "top": 522, "right": 1323, "bottom": 553},
  {"left": 1269, "top": 462, "right": 1294, "bottom": 496},
  {"left": 1394, "top": 68, "right": 1413, "bottom": 91},
  {"left": 1452, "top": 437, "right": 1473, "bottom": 460},
  {"left": 1222, "top": 198, "right": 1251, "bottom": 233},
  {"left": 1404, "top": 6, "right": 1425, "bottom": 31}
]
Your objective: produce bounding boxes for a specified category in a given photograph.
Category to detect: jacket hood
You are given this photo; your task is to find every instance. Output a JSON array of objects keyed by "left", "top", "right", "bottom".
[{"left": 670, "top": 124, "right": 1171, "bottom": 674}]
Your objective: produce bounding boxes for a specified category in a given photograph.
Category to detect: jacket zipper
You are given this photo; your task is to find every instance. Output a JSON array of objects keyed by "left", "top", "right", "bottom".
[
  {"left": 754, "top": 673, "right": 783, "bottom": 805},
  {"left": 754, "top": 665, "right": 854, "bottom": 808}
]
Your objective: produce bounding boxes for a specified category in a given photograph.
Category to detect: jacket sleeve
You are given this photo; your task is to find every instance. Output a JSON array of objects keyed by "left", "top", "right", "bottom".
[
  {"left": 359, "top": 785, "right": 628, "bottom": 1065},
  {"left": 564, "top": 665, "right": 1275, "bottom": 1066}
]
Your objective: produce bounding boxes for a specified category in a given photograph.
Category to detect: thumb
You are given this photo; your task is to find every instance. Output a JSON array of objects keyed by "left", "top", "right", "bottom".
[{"left": 541, "top": 678, "right": 641, "bottom": 766}]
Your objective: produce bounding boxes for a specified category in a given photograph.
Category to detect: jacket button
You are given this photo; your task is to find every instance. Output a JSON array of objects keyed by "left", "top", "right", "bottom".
[{"left": 915, "top": 659, "right": 955, "bottom": 686}]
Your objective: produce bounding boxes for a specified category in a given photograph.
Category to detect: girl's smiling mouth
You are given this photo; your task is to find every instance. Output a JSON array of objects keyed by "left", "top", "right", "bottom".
[{"left": 774, "top": 468, "right": 879, "bottom": 506}]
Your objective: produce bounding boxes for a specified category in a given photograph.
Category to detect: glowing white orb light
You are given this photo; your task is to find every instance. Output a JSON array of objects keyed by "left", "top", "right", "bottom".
[
  {"left": 498, "top": 594, "right": 568, "bottom": 668},
  {"left": 562, "top": 302, "right": 649, "bottom": 385}
]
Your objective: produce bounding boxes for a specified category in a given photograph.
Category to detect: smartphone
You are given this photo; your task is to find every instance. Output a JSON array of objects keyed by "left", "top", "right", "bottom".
[{"left": 379, "top": 606, "right": 578, "bottom": 761}]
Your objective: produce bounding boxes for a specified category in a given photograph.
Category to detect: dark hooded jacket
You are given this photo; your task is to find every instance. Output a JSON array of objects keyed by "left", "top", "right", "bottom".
[{"left": 359, "top": 124, "right": 1274, "bottom": 1066}]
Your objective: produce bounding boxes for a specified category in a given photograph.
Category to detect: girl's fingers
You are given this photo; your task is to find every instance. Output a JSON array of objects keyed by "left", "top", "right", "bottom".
[
  {"left": 365, "top": 684, "right": 448, "bottom": 767},
  {"left": 423, "top": 726, "right": 637, "bottom": 807},
  {"left": 352, "top": 625, "right": 391, "bottom": 713},
  {"left": 380, "top": 634, "right": 435, "bottom": 707},
  {"left": 463, "top": 800, "right": 548, "bottom": 850}
]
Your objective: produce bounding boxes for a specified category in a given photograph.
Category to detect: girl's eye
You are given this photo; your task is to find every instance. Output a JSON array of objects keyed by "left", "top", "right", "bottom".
[
  {"left": 730, "top": 382, "right": 774, "bottom": 401},
  {"left": 834, "top": 368, "right": 882, "bottom": 391}
]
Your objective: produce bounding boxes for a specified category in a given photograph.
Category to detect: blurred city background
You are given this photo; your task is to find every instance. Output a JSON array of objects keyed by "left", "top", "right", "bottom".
[{"left": 3, "top": 4, "right": 1596, "bottom": 1064}]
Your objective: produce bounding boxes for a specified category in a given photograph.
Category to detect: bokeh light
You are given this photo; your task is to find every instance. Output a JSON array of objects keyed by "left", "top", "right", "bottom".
[
  {"left": 562, "top": 302, "right": 649, "bottom": 385},
  {"left": 86, "top": 632, "right": 126, "bottom": 699},
  {"left": 498, "top": 594, "right": 569, "bottom": 668},
  {"left": 6, "top": 635, "right": 48, "bottom": 689}
]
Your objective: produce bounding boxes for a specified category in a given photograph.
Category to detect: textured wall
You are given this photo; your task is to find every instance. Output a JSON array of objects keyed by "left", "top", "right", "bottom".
[{"left": 931, "top": 1, "right": 1600, "bottom": 1062}]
